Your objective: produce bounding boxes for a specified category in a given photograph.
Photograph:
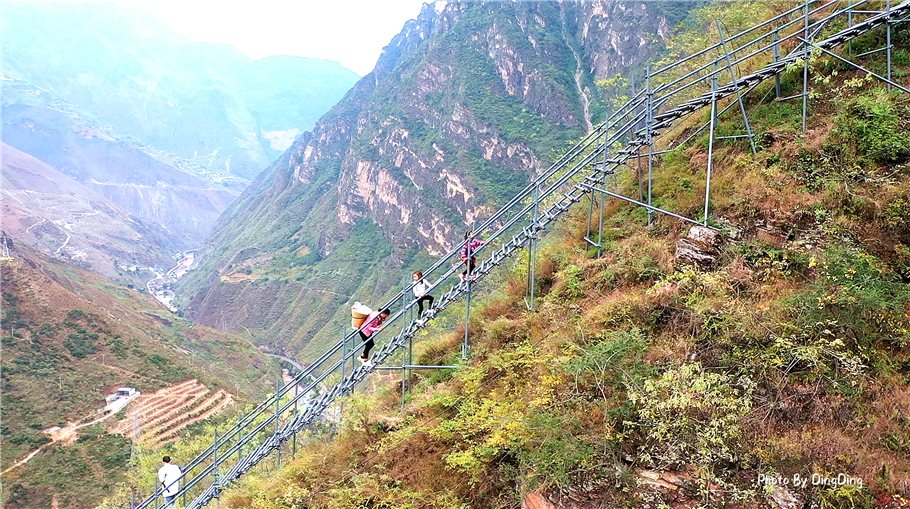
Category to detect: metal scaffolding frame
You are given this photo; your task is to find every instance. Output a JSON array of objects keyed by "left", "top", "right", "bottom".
[{"left": 134, "top": 2, "right": 910, "bottom": 507}]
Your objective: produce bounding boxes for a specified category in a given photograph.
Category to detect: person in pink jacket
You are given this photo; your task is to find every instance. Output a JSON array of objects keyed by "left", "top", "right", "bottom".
[
  {"left": 460, "top": 229, "right": 485, "bottom": 282},
  {"left": 358, "top": 308, "right": 390, "bottom": 366}
]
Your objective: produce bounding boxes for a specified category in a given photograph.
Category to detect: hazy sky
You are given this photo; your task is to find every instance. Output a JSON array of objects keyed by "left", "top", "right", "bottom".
[{"left": 114, "top": 0, "right": 428, "bottom": 76}]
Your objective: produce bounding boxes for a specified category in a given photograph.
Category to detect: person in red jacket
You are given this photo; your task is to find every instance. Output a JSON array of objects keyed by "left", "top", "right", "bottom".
[
  {"left": 359, "top": 308, "right": 390, "bottom": 366},
  {"left": 460, "top": 229, "right": 484, "bottom": 282}
]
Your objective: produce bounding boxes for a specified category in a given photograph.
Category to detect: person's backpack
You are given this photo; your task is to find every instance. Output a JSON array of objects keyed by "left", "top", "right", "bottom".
[{"left": 351, "top": 302, "right": 373, "bottom": 329}]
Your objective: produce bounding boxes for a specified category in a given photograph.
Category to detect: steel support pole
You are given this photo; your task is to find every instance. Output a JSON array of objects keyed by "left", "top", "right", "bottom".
[
  {"left": 637, "top": 146, "right": 644, "bottom": 203},
  {"left": 292, "top": 397, "right": 297, "bottom": 459},
  {"left": 463, "top": 226, "right": 475, "bottom": 360},
  {"left": 596, "top": 131, "right": 607, "bottom": 258},
  {"left": 408, "top": 337, "right": 416, "bottom": 383},
  {"left": 634, "top": 73, "right": 644, "bottom": 203},
  {"left": 848, "top": 0, "right": 854, "bottom": 54},
  {"left": 340, "top": 326, "right": 346, "bottom": 395},
  {"left": 705, "top": 75, "right": 718, "bottom": 226},
  {"left": 463, "top": 282, "right": 471, "bottom": 361},
  {"left": 646, "top": 66, "right": 654, "bottom": 226},
  {"left": 716, "top": 19, "right": 757, "bottom": 154},
  {"left": 802, "top": 0, "right": 810, "bottom": 132},
  {"left": 401, "top": 276, "right": 408, "bottom": 407},
  {"left": 275, "top": 377, "right": 281, "bottom": 470},
  {"left": 773, "top": 30, "right": 781, "bottom": 98},
  {"left": 887, "top": 0, "right": 892, "bottom": 91},
  {"left": 236, "top": 414, "right": 242, "bottom": 463},
  {"left": 352, "top": 326, "right": 357, "bottom": 373},
  {"left": 526, "top": 185, "right": 539, "bottom": 312},
  {"left": 585, "top": 178, "right": 596, "bottom": 242},
  {"left": 213, "top": 429, "right": 220, "bottom": 491}
]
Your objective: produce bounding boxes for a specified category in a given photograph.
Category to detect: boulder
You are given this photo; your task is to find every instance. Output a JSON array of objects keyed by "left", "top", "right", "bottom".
[
  {"left": 675, "top": 225, "right": 723, "bottom": 268},
  {"left": 768, "top": 485, "right": 802, "bottom": 509}
]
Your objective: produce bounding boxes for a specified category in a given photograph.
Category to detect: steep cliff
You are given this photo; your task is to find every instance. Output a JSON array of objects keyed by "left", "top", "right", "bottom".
[{"left": 179, "top": 0, "right": 686, "bottom": 356}]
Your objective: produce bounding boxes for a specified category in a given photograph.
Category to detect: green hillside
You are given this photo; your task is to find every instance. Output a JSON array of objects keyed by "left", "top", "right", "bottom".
[{"left": 0, "top": 243, "right": 278, "bottom": 509}]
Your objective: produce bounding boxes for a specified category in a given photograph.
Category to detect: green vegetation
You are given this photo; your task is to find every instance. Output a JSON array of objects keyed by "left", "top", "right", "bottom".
[
  {"left": 4, "top": 432, "right": 132, "bottom": 509},
  {"left": 0, "top": 247, "right": 275, "bottom": 509},
  {"left": 833, "top": 90, "right": 910, "bottom": 166}
]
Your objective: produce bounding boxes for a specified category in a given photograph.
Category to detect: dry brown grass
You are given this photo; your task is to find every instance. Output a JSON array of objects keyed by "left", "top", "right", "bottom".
[{"left": 414, "top": 330, "right": 464, "bottom": 367}]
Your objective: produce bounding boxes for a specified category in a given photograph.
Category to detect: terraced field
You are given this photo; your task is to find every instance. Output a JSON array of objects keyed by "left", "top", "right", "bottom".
[{"left": 110, "top": 379, "right": 233, "bottom": 446}]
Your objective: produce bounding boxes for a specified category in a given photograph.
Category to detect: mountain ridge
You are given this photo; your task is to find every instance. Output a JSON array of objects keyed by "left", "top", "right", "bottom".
[
  {"left": 1, "top": 1, "right": 361, "bottom": 179},
  {"left": 178, "top": 0, "right": 685, "bottom": 359}
]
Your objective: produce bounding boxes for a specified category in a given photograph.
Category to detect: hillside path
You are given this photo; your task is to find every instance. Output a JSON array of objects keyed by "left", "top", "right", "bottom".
[{"left": 1, "top": 411, "right": 118, "bottom": 476}]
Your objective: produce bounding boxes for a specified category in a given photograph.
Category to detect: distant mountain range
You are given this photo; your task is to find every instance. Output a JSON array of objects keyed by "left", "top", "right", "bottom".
[
  {"left": 1, "top": 1, "right": 360, "bottom": 272},
  {"left": 2, "top": 1, "right": 361, "bottom": 180},
  {"left": 1, "top": 142, "right": 182, "bottom": 284}
]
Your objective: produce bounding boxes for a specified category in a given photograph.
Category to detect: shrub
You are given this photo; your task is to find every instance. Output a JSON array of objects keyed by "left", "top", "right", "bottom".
[
  {"left": 834, "top": 91, "right": 910, "bottom": 166},
  {"left": 809, "top": 248, "right": 910, "bottom": 346},
  {"left": 64, "top": 332, "right": 98, "bottom": 358},
  {"left": 627, "top": 363, "right": 755, "bottom": 472},
  {"left": 884, "top": 194, "right": 910, "bottom": 235}
]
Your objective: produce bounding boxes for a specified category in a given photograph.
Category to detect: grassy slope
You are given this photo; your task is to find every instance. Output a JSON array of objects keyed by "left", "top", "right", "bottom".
[
  {"left": 212, "top": 20, "right": 910, "bottom": 509},
  {"left": 0, "top": 244, "right": 278, "bottom": 509}
]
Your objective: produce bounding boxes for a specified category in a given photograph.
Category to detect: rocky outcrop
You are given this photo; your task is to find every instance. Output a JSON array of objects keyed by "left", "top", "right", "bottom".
[
  {"left": 524, "top": 491, "right": 556, "bottom": 509},
  {"left": 675, "top": 225, "right": 724, "bottom": 268},
  {"left": 577, "top": 2, "right": 675, "bottom": 78},
  {"left": 768, "top": 485, "right": 803, "bottom": 509}
]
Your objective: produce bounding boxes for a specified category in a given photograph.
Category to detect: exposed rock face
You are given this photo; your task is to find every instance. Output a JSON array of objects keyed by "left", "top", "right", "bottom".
[
  {"left": 523, "top": 491, "right": 556, "bottom": 509},
  {"left": 272, "top": 0, "right": 678, "bottom": 257},
  {"left": 768, "top": 485, "right": 803, "bottom": 509},
  {"left": 578, "top": 2, "right": 675, "bottom": 78},
  {"left": 181, "top": 0, "right": 689, "bottom": 352},
  {"left": 675, "top": 225, "right": 724, "bottom": 268}
]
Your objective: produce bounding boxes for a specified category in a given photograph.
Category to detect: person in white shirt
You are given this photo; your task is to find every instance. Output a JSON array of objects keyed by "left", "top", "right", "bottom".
[
  {"left": 412, "top": 271, "right": 435, "bottom": 324},
  {"left": 157, "top": 456, "right": 182, "bottom": 507}
]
